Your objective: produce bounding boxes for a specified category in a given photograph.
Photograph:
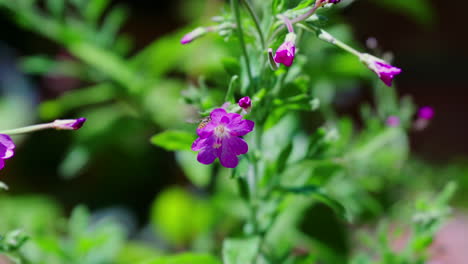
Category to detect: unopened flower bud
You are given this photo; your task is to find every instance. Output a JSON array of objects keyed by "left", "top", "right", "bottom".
[
  {"left": 52, "top": 118, "right": 87, "bottom": 130},
  {"left": 360, "top": 53, "right": 402, "bottom": 87},
  {"left": 274, "top": 33, "right": 297, "bottom": 67},
  {"left": 238, "top": 96, "right": 252, "bottom": 113},
  {"left": 180, "top": 27, "right": 207, "bottom": 45}
]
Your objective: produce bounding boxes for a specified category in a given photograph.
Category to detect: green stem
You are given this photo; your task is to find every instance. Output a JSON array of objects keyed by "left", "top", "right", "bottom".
[
  {"left": 297, "top": 23, "right": 362, "bottom": 57},
  {"left": 0, "top": 123, "right": 53, "bottom": 135},
  {"left": 268, "top": 1, "right": 325, "bottom": 43},
  {"left": 231, "top": 0, "right": 254, "bottom": 89},
  {"left": 241, "top": 0, "right": 265, "bottom": 49}
]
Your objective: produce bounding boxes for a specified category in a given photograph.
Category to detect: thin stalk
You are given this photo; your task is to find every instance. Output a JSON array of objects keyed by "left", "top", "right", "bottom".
[
  {"left": 268, "top": 0, "right": 326, "bottom": 43},
  {"left": 297, "top": 23, "right": 362, "bottom": 57},
  {"left": 231, "top": 0, "right": 254, "bottom": 88},
  {"left": 242, "top": 0, "right": 265, "bottom": 49},
  {"left": 0, "top": 123, "right": 53, "bottom": 135}
]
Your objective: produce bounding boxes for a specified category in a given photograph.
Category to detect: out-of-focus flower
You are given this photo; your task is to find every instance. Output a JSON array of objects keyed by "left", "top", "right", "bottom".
[
  {"left": 0, "top": 134, "right": 15, "bottom": 170},
  {"left": 238, "top": 96, "right": 252, "bottom": 113},
  {"left": 418, "top": 106, "right": 434, "bottom": 120},
  {"left": 386, "top": 116, "right": 400, "bottom": 127},
  {"left": 180, "top": 27, "right": 207, "bottom": 45},
  {"left": 192, "top": 108, "right": 254, "bottom": 168},
  {"left": 52, "top": 118, "right": 87, "bottom": 130},
  {"left": 328, "top": 0, "right": 341, "bottom": 4},
  {"left": 360, "top": 54, "right": 402, "bottom": 86}
]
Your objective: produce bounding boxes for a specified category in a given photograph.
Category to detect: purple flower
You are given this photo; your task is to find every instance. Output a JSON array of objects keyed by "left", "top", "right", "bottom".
[
  {"left": 360, "top": 54, "right": 402, "bottom": 87},
  {"left": 238, "top": 96, "right": 252, "bottom": 111},
  {"left": 328, "top": 0, "right": 341, "bottom": 3},
  {"left": 274, "top": 41, "right": 296, "bottom": 67},
  {"left": 386, "top": 116, "right": 400, "bottom": 127},
  {"left": 52, "top": 118, "right": 87, "bottom": 130},
  {"left": 418, "top": 106, "right": 434, "bottom": 120},
  {"left": 0, "top": 134, "right": 15, "bottom": 170},
  {"left": 192, "top": 108, "right": 254, "bottom": 168}
]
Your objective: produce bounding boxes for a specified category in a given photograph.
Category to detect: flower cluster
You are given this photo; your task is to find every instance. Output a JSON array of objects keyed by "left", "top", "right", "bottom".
[{"left": 192, "top": 108, "right": 254, "bottom": 168}]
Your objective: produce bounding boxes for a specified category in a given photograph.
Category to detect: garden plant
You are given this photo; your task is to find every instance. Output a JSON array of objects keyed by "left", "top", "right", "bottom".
[{"left": 0, "top": 0, "right": 462, "bottom": 264}]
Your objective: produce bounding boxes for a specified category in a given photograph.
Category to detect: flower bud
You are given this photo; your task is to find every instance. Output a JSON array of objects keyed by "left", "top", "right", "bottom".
[
  {"left": 238, "top": 96, "right": 252, "bottom": 113},
  {"left": 180, "top": 27, "right": 207, "bottom": 45},
  {"left": 360, "top": 54, "right": 402, "bottom": 86},
  {"left": 274, "top": 33, "right": 297, "bottom": 67},
  {"left": 52, "top": 117, "right": 87, "bottom": 130}
]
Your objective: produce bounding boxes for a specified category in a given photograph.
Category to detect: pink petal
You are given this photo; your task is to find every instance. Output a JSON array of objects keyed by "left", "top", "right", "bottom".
[
  {"left": 197, "top": 147, "right": 217, "bottom": 165},
  {"left": 0, "top": 159, "right": 4, "bottom": 170},
  {"left": 0, "top": 134, "right": 15, "bottom": 150},
  {"left": 225, "top": 137, "right": 248, "bottom": 155},
  {"left": 192, "top": 137, "right": 205, "bottom": 151},
  {"left": 219, "top": 146, "right": 239, "bottom": 168},
  {"left": 227, "top": 118, "right": 255, "bottom": 137},
  {"left": 210, "top": 108, "right": 228, "bottom": 123}
]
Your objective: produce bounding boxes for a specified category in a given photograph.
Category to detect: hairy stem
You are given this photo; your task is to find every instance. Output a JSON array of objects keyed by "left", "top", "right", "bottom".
[
  {"left": 231, "top": 0, "right": 254, "bottom": 88},
  {"left": 242, "top": 0, "right": 265, "bottom": 49}
]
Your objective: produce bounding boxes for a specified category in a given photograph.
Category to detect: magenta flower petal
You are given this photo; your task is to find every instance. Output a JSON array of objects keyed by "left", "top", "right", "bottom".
[
  {"left": 192, "top": 108, "right": 254, "bottom": 168},
  {"left": 227, "top": 137, "right": 248, "bottom": 155},
  {"left": 197, "top": 147, "right": 217, "bottom": 165},
  {"left": 238, "top": 96, "right": 252, "bottom": 110},
  {"left": 227, "top": 118, "right": 255, "bottom": 136},
  {"left": 52, "top": 118, "right": 87, "bottom": 130},
  {"left": 0, "top": 134, "right": 15, "bottom": 150},
  {"left": 374, "top": 62, "right": 402, "bottom": 87},
  {"left": 0, "top": 134, "right": 15, "bottom": 170},
  {"left": 210, "top": 108, "right": 228, "bottom": 123},
  {"left": 192, "top": 137, "right": 206, "bottom": 151},
  {"left": 274, "top": 41, "right": 296, "bottom": 67}
]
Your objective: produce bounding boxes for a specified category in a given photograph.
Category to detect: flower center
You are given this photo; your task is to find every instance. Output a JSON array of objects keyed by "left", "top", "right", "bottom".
[{"left": 214, "top": 125, "right": 230, "bottom": 139}]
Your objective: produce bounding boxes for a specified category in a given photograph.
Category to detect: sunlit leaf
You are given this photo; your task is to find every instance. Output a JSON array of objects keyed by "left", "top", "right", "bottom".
[{"left": 150, "top": 130, "right": 196, "bottom": 151}]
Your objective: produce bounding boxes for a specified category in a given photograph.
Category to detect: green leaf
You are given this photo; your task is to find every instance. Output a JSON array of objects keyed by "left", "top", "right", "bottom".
[
  {"left": 68, "top": 42, "right": 140, "bottom": 93},
  {"left": 150, "top": 130, "right": 196, "bottom": 151},
  {"left": 279, "top": 185, "right": 350, "bottom": 221},
  {"left": 222, "top": 57, "right": 241, "bottom": 76},
  {"left": 293, "top": 0, "right": 314, "bottom": 10},
  {"left": 39, "top": 83, "right": 116, "bottom": 119},
  {"left": 272, "top": 0, "right": 286, "bottom": 13},
  {"left": 69, "top": 205, "right": 90, "bottom": 239},
  {"left": 141, "top": 253, "right": 221, "bottom": 264},
  {"left": 85, "top": 0, "right": 111, "bottom": 23},
  {"left": 222, "top": 237, "right": 261, "bottom": 264},
  {"left": 46, "top": 0, "right": 64, "bottom": 18}
]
